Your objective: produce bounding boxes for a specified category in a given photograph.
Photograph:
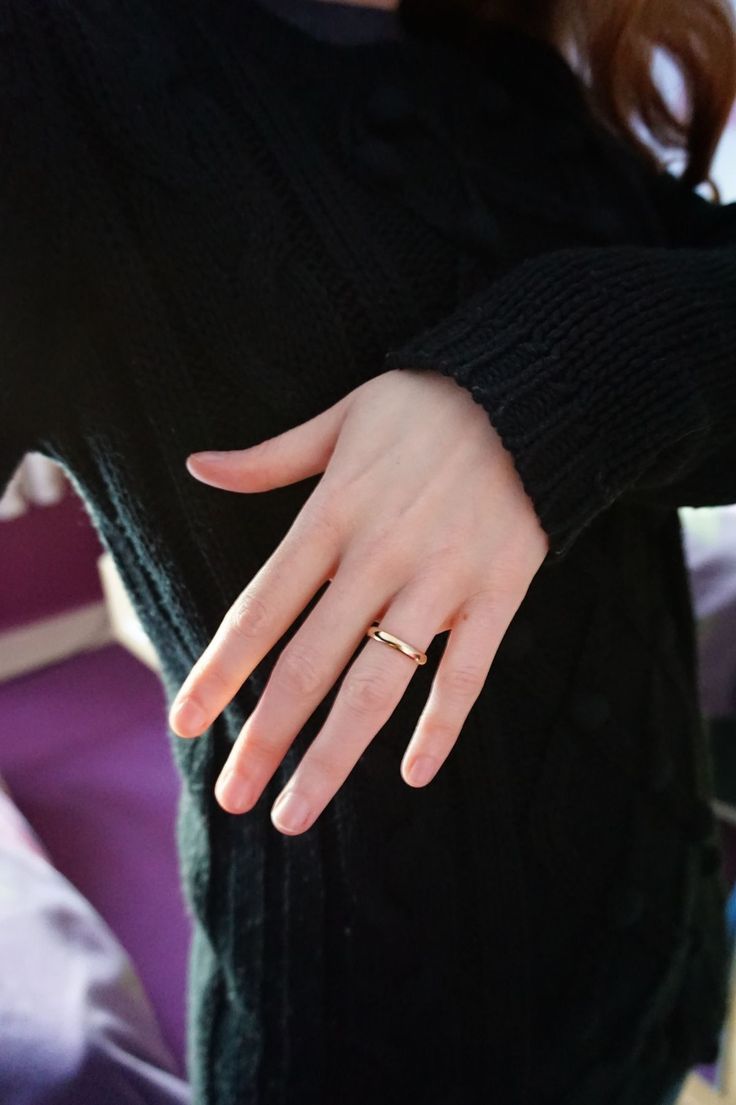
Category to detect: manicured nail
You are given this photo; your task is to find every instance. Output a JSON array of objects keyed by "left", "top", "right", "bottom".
[
  {"left": 215, "top": 768, "right": 255, "bottom": 813},
  {"left": 171, "top": 698, "right": 206, "bottom": 735},
  {"left": 405, "top": 755, "right": 437, "bottom": 787},
  {"left": 271, "top": 791, "right": 312, "bottom": 833}
]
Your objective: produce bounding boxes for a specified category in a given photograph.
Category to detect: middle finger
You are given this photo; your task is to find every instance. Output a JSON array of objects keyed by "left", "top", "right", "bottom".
[
  {"left": 213, "top": 550, "right": 400, "bottom": 812},
  {"left": 268, "top": 582, "right": 449, "bottom": 833},
  {"left": 215, "top": 561, "right": 449, "bottom": 817}
]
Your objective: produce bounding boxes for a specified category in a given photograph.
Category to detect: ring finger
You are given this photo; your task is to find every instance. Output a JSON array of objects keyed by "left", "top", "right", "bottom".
[
  {"left": 263, "top": 579, "right": 456, "bottom": 834},
  {"left": 213, "top": 548, "right": 421, "bottom": 809}
]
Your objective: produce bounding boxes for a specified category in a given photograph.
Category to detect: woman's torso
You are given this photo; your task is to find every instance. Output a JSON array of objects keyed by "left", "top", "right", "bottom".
[{"left": 22, "top": 1, "right": 728, "bottom": 1087}]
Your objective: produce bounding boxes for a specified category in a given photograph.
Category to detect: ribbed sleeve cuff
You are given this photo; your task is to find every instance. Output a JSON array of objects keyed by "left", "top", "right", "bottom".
[{"left": 384, "top": 244, "right": 736, "bottom": 562}]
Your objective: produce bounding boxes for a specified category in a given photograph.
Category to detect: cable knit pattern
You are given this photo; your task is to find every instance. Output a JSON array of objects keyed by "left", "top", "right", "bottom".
[
  {"left": 384, "top": 225, "right": 736, "bottom": 560},
  {"left": 0, "top": 1, "right": 732, "bottom": 1103}
]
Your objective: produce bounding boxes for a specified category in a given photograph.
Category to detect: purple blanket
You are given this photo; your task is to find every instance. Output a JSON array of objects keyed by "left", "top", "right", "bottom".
[
  {"left": 682, "top": 506, "right": 736, "bottom": 717},
  {"left": 0, "top": 781, "right": 191, "bottom": 1105}
]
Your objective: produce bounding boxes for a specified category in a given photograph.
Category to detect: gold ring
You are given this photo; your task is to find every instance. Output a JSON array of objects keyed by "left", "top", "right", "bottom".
[{"left": 366, "top": 621, "right": 427, "bottom": 666}]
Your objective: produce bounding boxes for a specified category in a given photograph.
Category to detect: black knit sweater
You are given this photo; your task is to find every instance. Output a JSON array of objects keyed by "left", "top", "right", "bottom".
[{"left": 2, "top": 2, "right": 735, "bottom": 1103}]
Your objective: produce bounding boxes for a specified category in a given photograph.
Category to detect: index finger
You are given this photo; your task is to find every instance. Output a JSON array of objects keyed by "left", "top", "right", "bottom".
[{"left": 168, "top": 508, "right": 338, "bottom": 736}]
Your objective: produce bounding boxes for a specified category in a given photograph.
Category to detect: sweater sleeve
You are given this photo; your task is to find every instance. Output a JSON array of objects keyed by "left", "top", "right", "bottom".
[
  {"left": 383, "top": 168, "right": 736, "bottom": 563},
  {"left": 0, "top": 2, "right": 73, "bottom": 500}
]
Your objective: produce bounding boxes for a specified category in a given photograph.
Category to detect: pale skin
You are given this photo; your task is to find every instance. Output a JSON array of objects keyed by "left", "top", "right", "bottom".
[
  {"left": 169, "top": 0, "right": 554, "bottom": 836},
  {"left": 169, "top": 366, "right": 549, "bottom": 834}
]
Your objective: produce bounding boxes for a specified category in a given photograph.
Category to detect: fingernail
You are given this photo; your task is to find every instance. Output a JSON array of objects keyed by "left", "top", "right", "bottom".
[
  {"left": 405, "top": 755, "right": 437, "bottom": 787},
  {"left": 215, "top": 768, "right": 255, "bottom": 813},
  {"left": 188, "top": 451, "right": 232, "bottom": 463},
  {"left": 171, "top": 698, "right": 207, "bottom": 735},
  {"left": 271, "top": 791, "right": 312, "bottom": 833}
]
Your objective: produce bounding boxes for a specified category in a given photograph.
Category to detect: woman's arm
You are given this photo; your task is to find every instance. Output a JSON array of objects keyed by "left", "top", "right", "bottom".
[{"left": 383, "top": 168, "right": 736, "bottom": 562}]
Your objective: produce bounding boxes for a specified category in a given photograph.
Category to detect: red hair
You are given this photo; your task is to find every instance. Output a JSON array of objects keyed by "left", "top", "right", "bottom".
[
  {"left": 403, "top": 0, "right": 736, "bottom": 192},
  {"left": 558, "top": 0, "right": 736, "bottom": 191}
]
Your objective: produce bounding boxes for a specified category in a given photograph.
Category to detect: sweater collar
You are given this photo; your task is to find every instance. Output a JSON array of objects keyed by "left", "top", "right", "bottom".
[
  {"left": 251, "top": 0, "right": 403, "bottom": 44},
  {"left": 246, "top": 0, "right": 587, "bottom": 116},
  {"left": 395, "top": 0, "right": 588, "bottom": 117}
]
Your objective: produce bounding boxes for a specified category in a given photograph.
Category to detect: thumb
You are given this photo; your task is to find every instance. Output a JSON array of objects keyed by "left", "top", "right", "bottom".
[{"left": 186, "top": 392, "right": 351, "bottom": 492}]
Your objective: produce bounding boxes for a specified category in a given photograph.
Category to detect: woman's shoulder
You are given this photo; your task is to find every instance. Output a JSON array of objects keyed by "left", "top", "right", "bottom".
[
  {"left": 1, "top": 0, "right": 162, "bottom": 177},
  {"left": 1, "top": 0, "right": 324, "bottom": 193}
]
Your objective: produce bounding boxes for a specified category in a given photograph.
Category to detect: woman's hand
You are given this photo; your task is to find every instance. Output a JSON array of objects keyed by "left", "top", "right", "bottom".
[{"left": 169, "top": 368, "right": 549, "bottom": 835}]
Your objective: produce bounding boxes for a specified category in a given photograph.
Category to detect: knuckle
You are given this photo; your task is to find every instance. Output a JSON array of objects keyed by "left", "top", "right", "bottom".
[
  {"left": 196, "top": 661, "right": 232, "bottom": 699},
  {"left": 470, "top": 586, "right": 522, "bottom": 637},
  {"left": 174, "top": 692, "right": 207, "bottom": 724},
  {"left": 481, "top": 560, "right": 527, "bottom": 597},
  {"left": 460, "top": 600, "right": 505, "bottom": 646},
  {"left": 241, "top": 728, "right": 276, "bottom": 763},
  {"left": 425, "top": 537, "right": 470, "bottom": 568},
  {"left": 418, "top": 716, "right": 458, "bottom": 749},
  {"left": 301, "top": 495, "right": 343, "bottom": 547},
  {"left": 439, "top": 663, "right": 486, "bottom": 699},
  {"left": 342, "top": 668, "right": 394, "bottom": 717},
  {"left": 412, "top": 560, "right": 469, "bottom": 599},
  {"left": 414, "top": 547, "right": 475, "bottom": 594},
  {"left": 300, "top": 746, "right": 340, "bottom": 783},
  {"left": 228, "top": 591, "right": 269, "bottom": 640},
  {"left": 346, "top": 533, "right": 405, "bottom": 578},
  {"left": 272, "top": 645, "right": 327, "bottom": 700},
  {"left": 181, "top": 654, "right": 230, "bottom": 702}
]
